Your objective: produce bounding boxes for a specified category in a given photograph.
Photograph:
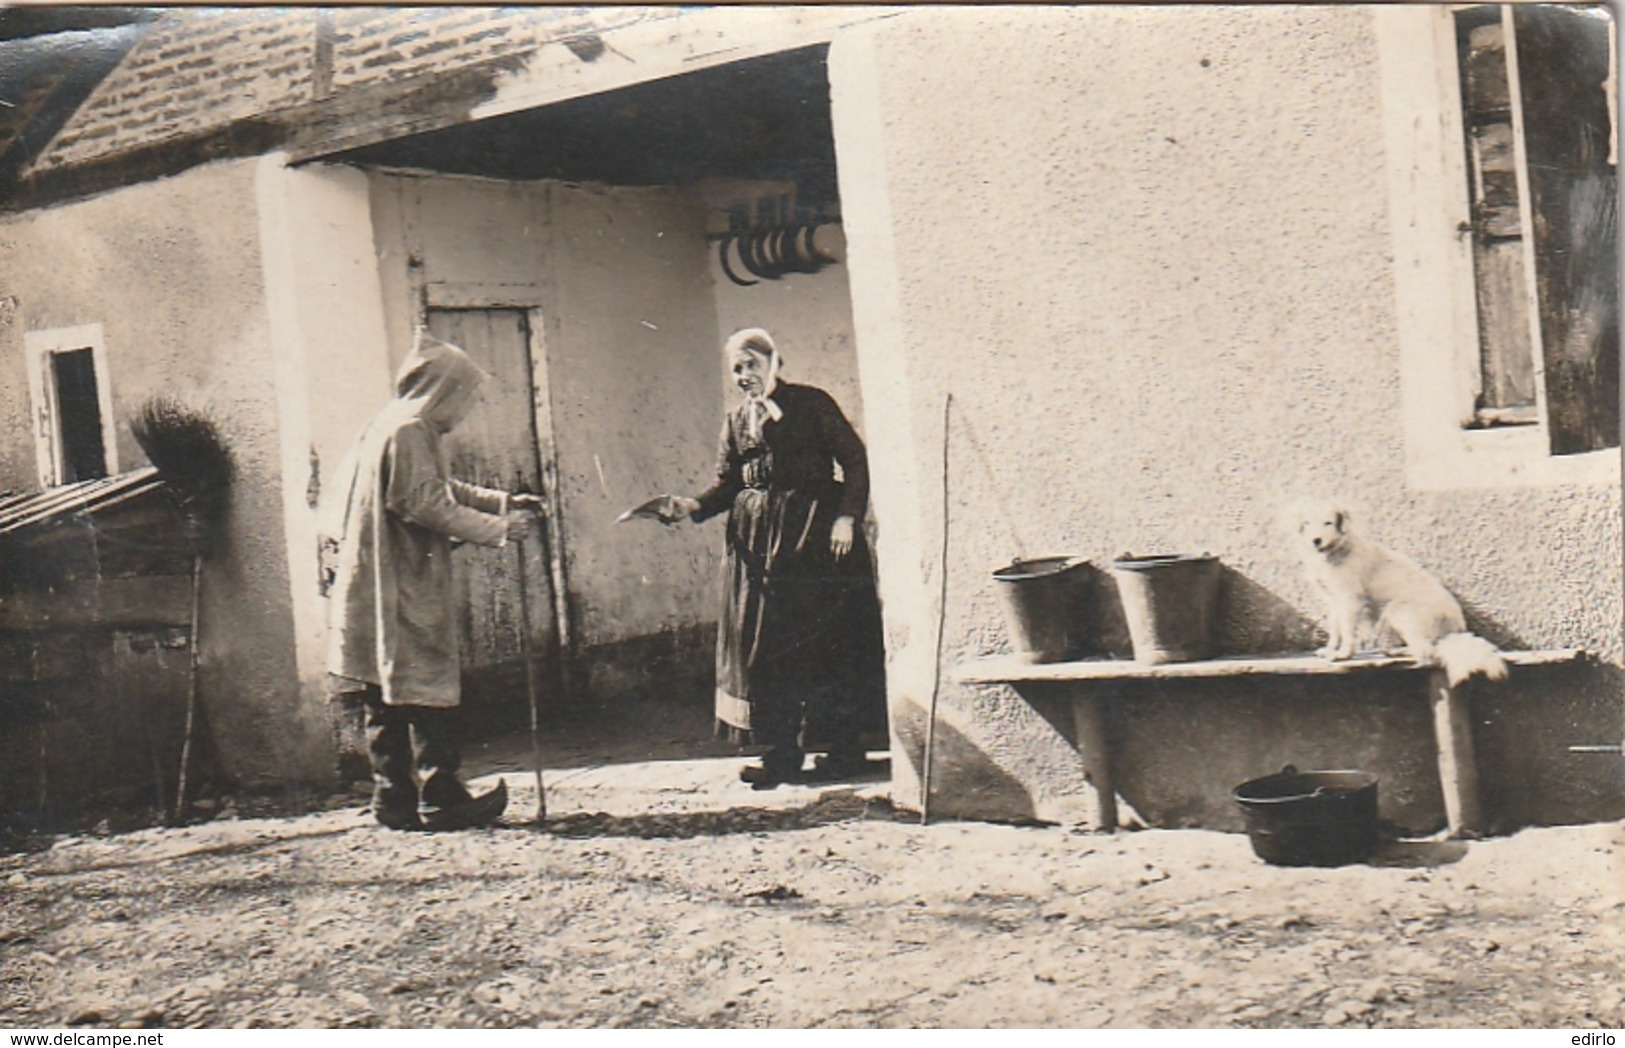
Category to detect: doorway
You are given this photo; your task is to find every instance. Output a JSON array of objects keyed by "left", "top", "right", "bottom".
[
  {"left": 342, "top": 43, "right": 887, "bottom": 786},
  {"left": 427, "top": 306, "right": 564, "bottom": 731}
]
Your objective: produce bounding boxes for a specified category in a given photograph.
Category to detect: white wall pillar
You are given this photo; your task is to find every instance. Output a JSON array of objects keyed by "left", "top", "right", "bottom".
[
  {"left": 256, "top": 156, "right": 396, "bottom": 734},
  {"left": 828, "top": 26, "right": 938, "bottom": 807}
]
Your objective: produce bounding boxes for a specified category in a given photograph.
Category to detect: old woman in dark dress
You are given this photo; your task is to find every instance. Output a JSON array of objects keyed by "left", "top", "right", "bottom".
[{"left": 669, "top": 328, "right": 886, "bottom": 788}]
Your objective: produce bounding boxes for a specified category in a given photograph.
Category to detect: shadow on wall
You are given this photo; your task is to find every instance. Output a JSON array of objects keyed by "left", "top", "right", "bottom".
[
  {"left": 1459, "top": 600, "right": 1531, "bottom": 653},
  {"left": 1071, "top": 561, "right": 1131, "bottom": 659},
  {"left": 1214, "top": 563, "right": 1533, "bottom": 658},
  {"left": 892, "top": 694, "right": 1042, "bottom": 824},
  {"left": 457, "top": 624, "right": 718, "bottom": 737},
  {"left": 1215, "top": 564, "right": 1322, "bottom": 656},
  {"left": 1474, "top": 660, "right": 1624, "bottom": 832},
  {"left": 1086, "top": 657, "right": 1622, "bottom": 836},
  {"left": 1001, "top": 560, "right": 1329, "bottom": 662},
  {"left": 1106, "top": 673, "right": 1448, "bottom": 835}
]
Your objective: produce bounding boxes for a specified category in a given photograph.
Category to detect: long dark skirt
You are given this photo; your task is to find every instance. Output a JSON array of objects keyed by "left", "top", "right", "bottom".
[{"left": 713, "top": 487, "right": 887, "bottom": 749}]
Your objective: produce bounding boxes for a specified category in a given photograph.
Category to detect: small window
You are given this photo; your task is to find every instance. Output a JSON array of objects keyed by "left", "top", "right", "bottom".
[
  {"left": 25, "top": 323, "right": 117, "bottom": 487},
  {"left": 1450, "top": 4, "right": 1618, "bottom": 453},
  {"left": 51, "top": 349, "right": 108, "bottom": 483}
]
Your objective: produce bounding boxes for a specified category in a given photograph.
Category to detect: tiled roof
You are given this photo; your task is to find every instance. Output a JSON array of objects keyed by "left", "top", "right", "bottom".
[
  {"left": 34, "top": 8, "right": 320, "bottom": 170},
  {"left": 0, "top": 21, "right": 145, "bottom": 189},
  {"left": 28, "top": 6, "right": 668, "bottom": 175}
]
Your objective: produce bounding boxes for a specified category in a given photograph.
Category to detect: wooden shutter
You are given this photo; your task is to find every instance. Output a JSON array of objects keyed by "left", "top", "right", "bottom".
[
  {"left": 1460, "top": 16, "right": 1538, "bottom": 418},
  {"left": 1512, "top": 5, "right": 1619, "bottom": 454}
]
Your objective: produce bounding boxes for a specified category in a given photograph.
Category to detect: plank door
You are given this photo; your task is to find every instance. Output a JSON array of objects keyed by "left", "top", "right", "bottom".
[{"left": 426, "top": 307, "right": 556, "bottom": 682}]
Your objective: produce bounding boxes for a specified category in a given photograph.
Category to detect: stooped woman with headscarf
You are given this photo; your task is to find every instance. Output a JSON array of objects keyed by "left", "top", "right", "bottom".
[
  {"left": 666, "top": 328, "right": 887, "bottom": 788},
  {"left": 326, "top": 331, "right": 542, "bottom": 831}
]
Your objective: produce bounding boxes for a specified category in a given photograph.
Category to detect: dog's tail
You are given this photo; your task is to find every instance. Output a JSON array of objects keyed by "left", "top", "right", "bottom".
[{"left": 1436, "top": 632, "right": 1509, "bottom": 687}]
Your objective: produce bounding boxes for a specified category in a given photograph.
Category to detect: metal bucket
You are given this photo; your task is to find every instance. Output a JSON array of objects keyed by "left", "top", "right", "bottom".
[
  {"left": 992, "top": 556, "right": 1091, "bottom": 663},
  {"left": 1233, "top": 765, "right": 1380, "bottom": 867},
  {"left": 1111, "top": 553, "right": 1221, "bottom": 664}
]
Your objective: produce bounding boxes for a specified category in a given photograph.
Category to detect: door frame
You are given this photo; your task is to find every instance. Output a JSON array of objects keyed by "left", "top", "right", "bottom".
[{"left": 420, "top": 283, "right": 574, "bottom": 669}]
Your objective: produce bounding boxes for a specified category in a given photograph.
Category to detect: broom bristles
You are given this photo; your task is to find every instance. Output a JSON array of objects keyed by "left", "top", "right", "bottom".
[{"left": 129, "top": 397, "right": 234, "bottom": 520}]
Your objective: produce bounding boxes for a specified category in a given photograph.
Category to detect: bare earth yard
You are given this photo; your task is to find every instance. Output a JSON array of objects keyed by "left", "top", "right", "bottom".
[{"left": 2, "top": 747, "right": 1623, "bottom": 1031}]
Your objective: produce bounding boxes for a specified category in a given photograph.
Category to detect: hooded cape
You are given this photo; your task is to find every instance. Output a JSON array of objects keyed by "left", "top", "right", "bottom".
[{"left": 324, "top": 334, "right": 510, "bottom": 707}]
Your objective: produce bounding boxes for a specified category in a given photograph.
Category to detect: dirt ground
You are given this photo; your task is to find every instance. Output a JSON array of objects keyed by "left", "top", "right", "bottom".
[{"left": 2, "top": 704, "right": 1623, "bottom": 1030}]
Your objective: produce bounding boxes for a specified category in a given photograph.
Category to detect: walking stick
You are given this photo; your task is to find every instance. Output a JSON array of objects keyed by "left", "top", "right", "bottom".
[
  {"left": 515, "top": 534, "right": 548, "bottom": 823},
  {"left": 921, "top": 393, "right": 953, "bottom": 825}
]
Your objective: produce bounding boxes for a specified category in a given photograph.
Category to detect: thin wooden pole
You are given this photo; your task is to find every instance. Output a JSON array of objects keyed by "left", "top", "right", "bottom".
[
  {"left": 921, "top": 393, "right": 953, "bottom": 825},
  {"left": 516, "top": 537, "right": 547, "bottom": 823},
  {"left": 174, "top": 552, "right": 204, "bottom": 820},
  {"left": 33, "top": 643, "right": 48, "bottom": 819}
]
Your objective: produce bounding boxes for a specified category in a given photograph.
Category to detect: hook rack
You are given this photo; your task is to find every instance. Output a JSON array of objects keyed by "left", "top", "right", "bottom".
[{"left": 714, "top": 221, "right": 841, "bottom": 285}]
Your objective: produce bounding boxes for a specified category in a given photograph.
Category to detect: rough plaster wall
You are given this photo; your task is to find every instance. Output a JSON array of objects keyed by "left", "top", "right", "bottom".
[
  {"left": 0, "top": 161, "right": 311, "bottom": 790},
  {"left": 369, "top": 174, "right": 723, "bottom": 652},
  {"left": 838, "top": 7, "right": 1621, "bottom": 825}
]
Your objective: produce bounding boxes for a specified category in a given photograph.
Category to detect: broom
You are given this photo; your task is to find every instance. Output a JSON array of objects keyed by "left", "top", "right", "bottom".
[{"left": 129, "top": 397, "right": 234, "bottom": 821}]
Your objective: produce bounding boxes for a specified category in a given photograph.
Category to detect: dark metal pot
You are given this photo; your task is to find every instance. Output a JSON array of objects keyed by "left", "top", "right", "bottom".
[{"left": 1233, "top": 765, "right": 1379, "bottom": 867}]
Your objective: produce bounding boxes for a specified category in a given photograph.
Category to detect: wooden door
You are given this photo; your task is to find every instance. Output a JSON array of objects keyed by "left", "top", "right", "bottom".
[{"left": 426, "top": 307, "right": 556, "bottom": 680}]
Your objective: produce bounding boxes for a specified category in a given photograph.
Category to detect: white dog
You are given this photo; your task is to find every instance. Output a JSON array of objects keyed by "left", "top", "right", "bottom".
[{"left": 1287, "top": 500, "right": 1508, "bottom": 686}]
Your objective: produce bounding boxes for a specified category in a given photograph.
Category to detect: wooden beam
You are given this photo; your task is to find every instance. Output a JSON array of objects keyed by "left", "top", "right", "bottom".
[
  {"left": 954, "top": 648, "right": 1586, "bottom": 685},
  {"left": 282, "top": 59, "right": 529, "bottom": 164},
  {"left": 425, "top": 282, "right": 545, "bottom": 310}
]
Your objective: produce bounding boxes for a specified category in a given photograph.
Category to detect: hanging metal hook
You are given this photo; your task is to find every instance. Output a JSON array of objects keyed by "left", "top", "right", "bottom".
[{"left": 719, "top": 233, "right": 757, "bottom": 287}]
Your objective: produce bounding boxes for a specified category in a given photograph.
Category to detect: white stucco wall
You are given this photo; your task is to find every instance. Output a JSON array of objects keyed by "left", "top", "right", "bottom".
[
  {"left": 0, "top": 159, "right": 323, "bottom": 789},
  {"left": 829, "top": 6, "right": 1622, "bottom": 826}
]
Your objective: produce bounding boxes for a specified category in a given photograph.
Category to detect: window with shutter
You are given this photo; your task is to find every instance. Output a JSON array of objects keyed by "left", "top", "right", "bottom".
[{"left": 1376, "top": 5, "right": 1619, "bottom": 490}]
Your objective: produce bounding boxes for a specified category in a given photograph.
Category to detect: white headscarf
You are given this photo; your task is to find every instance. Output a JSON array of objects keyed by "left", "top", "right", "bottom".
[{"left": 725, "top": 327, "right": 783, "bottom": 440}]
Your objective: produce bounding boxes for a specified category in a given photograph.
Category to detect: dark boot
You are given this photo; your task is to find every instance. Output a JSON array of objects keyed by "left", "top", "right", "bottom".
[
  {"left": 412, "top": 705, "right": 507, "bottom": 830},
  {"left": 798, "top": 682, "right": 872, "bottom": 781},
  {"left": 421, "top": 778, "right": 508, "bottom": 832},
  {"left": 362, "top": 689, "right": 419, "bottom": 830},
  {"left": 738, "top": 692, "right": 805, "bottom": 790}
]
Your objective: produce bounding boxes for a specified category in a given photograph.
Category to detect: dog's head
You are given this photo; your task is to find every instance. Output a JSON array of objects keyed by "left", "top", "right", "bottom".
[{"left": 1283, "top": 499, "right": 1353, "bottom": 558}]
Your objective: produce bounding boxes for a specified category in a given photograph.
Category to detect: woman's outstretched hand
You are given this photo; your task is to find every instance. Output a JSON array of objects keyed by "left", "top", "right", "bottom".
[
  {"left": 830, "top": 515, "right": 855, "bottom": 560},
  {"left": 660, "top": 496, "right": 702, "bottom": 525}
]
